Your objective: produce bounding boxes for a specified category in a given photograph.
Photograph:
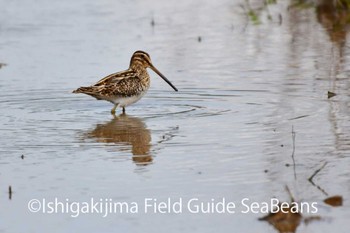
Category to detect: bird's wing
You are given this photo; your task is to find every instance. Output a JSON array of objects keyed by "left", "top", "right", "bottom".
[
  {"left": 73, "top": 69, "right": 142, "bottom": 100},
  {"left": 97, "top": 76, "right": 143, "bottom": 97},
  {"left": 94, "top": 69, "right": 137, "bottom": 86},
  {"left": 85, "top": 69, "right": 142, "bottom": 97}
]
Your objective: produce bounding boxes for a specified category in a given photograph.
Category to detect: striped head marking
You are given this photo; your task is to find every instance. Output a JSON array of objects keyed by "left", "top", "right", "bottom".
[
  {"left": 130, "top": 50, "right": 152, "bottom": 67},
  {"left": 130, "top": 50, "right": 178, "bottom": 92}
]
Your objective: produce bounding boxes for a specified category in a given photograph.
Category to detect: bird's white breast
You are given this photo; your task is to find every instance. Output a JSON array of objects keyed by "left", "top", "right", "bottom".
[{"left": 112, "top": 91, "right": 147, "bottom": 107}]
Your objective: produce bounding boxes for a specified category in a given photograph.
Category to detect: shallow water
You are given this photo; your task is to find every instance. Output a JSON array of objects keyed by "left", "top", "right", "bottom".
[{"left": 1, "top": 0, "right": 350, "bottom": 232}]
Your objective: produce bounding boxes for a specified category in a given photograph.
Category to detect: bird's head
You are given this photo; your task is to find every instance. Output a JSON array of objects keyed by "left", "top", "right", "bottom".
[
  {"left": 130, "top": 50, "right": 152, "bottom": 68},
  {"left": 130, "top": 50, "right": 178, "bottom": 92}
]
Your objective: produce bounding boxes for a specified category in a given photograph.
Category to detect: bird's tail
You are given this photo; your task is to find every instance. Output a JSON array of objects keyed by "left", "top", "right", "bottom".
[{"left": 72, "top": 86, "right": 96, "bottom": 94}]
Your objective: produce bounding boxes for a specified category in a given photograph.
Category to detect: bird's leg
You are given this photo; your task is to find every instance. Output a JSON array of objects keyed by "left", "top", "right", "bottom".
[
  {"left": 111, "top": 104, "right": 118, "bottom": 115},
  {"left": 122, "top": 107, "right": 126, "bottom": 114}
]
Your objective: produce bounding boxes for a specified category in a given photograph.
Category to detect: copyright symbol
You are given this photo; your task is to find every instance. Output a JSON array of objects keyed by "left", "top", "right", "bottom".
[{"left": 28, "top": 199, "right": 41, "bottom": 213}]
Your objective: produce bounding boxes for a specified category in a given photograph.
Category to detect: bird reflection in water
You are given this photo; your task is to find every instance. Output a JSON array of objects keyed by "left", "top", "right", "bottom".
[{"left": 83, "top": 114, "right": 152, "bottom": 166}]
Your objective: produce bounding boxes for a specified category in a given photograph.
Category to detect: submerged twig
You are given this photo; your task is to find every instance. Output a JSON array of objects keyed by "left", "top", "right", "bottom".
[
  {"left": 308, "top": 162, "right": 328, "bottom": 196},
  {"left": 308, "top": 162, "right": 327, "bottom": 182},
  {"left": 8, "top": 186, "right": 12, "bottom": 200},
  {"left": 291, "top": 126, "right": 297, "bottom": 179},
  {"left": 285, "top": 185, "right": 295, "bottom": 202}
]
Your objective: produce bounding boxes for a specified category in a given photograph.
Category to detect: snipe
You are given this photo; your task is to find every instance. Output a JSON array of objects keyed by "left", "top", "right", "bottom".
[{"left": 73, "top": 51, "right": 178, "bottom": 114}]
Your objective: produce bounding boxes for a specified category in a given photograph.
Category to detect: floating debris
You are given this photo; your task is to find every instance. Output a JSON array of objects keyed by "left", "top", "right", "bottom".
[
  {"left": 259, "top": 186, "right": 321, "bottom": 233},
  {"left": 8, "top": 186, "right": 12, "bottom": 200},
  {"left": 324, "top": 195, "right": 342, "bottom": 207},
  {"left": 259, "top": 187, "right": 302, "bottom": 233},
  {"left": 259, "top": 203, "right": 302, "bottom": 233},
  {"left": 327, "top": 91, "right": 336, "bottom": 99},
  {"left": 0, "top": 63, "right": 7, "bottom": 69}
]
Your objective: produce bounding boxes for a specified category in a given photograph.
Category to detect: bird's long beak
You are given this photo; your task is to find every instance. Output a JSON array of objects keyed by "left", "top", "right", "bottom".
[{"left": 149, "top": 64, "right": 178, "bottom": 92}]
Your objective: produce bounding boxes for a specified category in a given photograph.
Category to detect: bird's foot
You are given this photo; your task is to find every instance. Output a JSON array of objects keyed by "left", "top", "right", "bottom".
[{"left": 111, "top": 105, "right": 117, "bottom": 115}]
